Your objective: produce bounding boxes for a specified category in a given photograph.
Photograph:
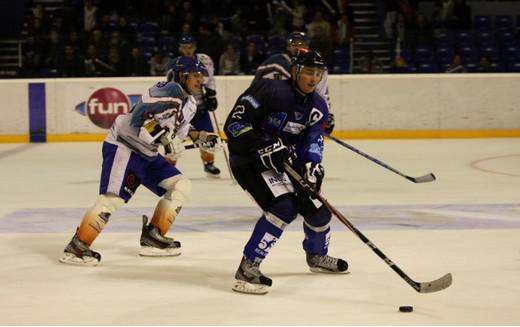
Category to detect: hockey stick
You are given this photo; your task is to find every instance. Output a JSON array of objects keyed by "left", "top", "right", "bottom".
[
  {"left": 209, "top": 111, "right": 236, "bottom": 184},
  {"left": 283, "top": 162, "right": 452, "bottom": 293},
  {"left": 324, "top": 133, "right": 436, "bottom": 183}
]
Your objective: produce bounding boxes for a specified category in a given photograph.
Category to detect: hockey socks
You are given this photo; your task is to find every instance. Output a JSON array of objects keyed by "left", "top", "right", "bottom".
[
  {"left": 243, "top": 213, "right": 285, "bottom": 263},
  {"left": 302, "top": 221, "right": 330, "bottom": 256}
]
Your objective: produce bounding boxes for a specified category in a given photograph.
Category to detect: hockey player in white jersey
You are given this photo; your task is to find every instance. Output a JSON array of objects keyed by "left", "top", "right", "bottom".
[
  {"left": 254, "top": 31, "right": 335, "bottom": 134},
  {"left": 167, "top": 35, "right": 222, "bottom": 177},
  {"left": 59, "top": 56, "right": 218, "bottom": 266}
]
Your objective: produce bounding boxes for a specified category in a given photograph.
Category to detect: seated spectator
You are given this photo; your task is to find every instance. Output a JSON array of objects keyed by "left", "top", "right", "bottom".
[
  {"left": 359, "top": 50, "right": 384, "bottom": 74},
  {"left": 125, "top": 47, "right": 150, "bottom": 76},
  {"left": 57, "top": 45, "right": 83, "bottom": 77},
  {"left": 445, "top": 54, "right": 466, "bottom": 73},
  {"left": 309, "top": 25, "right": 332, "bottom": 62},
  {"left": 149, "top": 50, "right": 169, "bottom": 76},
  {"left": 307, "top": 10, "right": 331, "bottom": 39},
  {"left": 240, "top": 41, "right": 264, "bottom": 75},
  {"left": 84, "top": 43, "right": 116, "bottom": 77},
  {"left": 103, "top": 48, "right": 125, "bottom": 76},
  {"left": 219, "top": 44, "right": 240, "bottom": 75},
  {"left": 478, "top": 55, "right": 495, "bottom": 73}
]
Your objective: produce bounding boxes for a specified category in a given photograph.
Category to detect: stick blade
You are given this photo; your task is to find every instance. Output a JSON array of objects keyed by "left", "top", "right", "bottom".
[
  {"left": 418, "top": 273, "right": 453, "bottom": 293},
  {"left": 408, "top": 173, "right": 436, "bottom": 183}
]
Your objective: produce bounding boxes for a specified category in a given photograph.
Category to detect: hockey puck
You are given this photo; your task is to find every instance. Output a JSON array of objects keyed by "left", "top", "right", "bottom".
[{"left": 399, "top": 306, "right": 413, "bottom": 313}]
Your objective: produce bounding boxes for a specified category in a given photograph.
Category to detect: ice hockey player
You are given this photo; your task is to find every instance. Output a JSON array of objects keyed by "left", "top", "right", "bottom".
[
  {"left": 59, "top": 56, "right": 218, "bottom": 266},
  {"left": 224, "top": 49, "right": 348, "bottom": 295},
  {"left": 167, "top": 35, "right": 221, "bottom": 178},
  {"left": 253, "top": 31, "right": 335, "bottom": 134}
]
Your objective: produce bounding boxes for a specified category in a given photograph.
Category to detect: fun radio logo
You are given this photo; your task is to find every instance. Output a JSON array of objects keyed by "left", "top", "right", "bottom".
[{"left": 75, "top": 87, "right": 141, "bottom": 129}]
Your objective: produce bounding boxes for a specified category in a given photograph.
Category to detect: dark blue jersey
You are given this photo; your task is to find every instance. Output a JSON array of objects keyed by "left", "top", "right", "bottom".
[{"left": 224, "top": 78, "right": 329, "bottom": 166}]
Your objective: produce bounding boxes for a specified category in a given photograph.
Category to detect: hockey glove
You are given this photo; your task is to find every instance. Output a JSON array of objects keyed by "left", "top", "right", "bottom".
[
  {"left": 204, "top": 88, "right": 218, "bottom": 111},
  {"left": 257, "top": 139, "right": 290, "bottom": 174},
  {"left": 194, "top": 130, "right": 219, "bottom": 152},
  {"left": 303, "top": 162, "right": 325, "bottom": 193},
  {"left": 324, "top": 113, "right": 335, "bottom": 134},
  {"left": 160, "top": 132, "right": 185, "bottom": 162}
]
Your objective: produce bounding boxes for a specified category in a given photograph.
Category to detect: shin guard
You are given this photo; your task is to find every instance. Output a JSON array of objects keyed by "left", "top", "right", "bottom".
[
  {"left": 77, "top": 195, "right": 124, "bottom": 246},
  {"left": 243, "top": 213, "right": 287, "bottom": 263}
]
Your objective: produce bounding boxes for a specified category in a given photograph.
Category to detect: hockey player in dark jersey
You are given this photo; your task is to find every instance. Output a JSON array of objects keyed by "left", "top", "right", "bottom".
[
  {"left": 254, "top": 31, "right": 335, "bottom": 134},
  {"left": 225, "top": 49, "right": 348, "bottom": 295},
  {"left": 59, "top": 57, "right": 218, "bottom": 266}
]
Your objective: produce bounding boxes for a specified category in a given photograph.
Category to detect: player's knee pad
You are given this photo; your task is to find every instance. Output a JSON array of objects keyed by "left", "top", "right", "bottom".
[
  {"left": 95, "top": 194, "right": 125, "bottom": 214},
  {"left": 267, "top": 194, "right": 298, "bottom": 225},
  {"left": 160, "top": 175, "right": 192, "bottom": 203},
  {"left": 304, "top": 205, "right": 331, "bottom": 228}
]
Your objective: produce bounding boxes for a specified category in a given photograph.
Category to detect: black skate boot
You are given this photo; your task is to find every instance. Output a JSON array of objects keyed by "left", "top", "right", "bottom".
[
  {"left": 232, "top": 256, "right": 272, "bottom": 295},
  {"left": 306, "top": 253, "right": 349, "bottom": 274},
  {"left": 139, "top": 215, "right": 181, "bottom": 257},
  {"left": 59, "top": 232, "right": 101, "bottom": 266},
  {"left": 203, "top": 161, "right": 221, "bottom": 178}
]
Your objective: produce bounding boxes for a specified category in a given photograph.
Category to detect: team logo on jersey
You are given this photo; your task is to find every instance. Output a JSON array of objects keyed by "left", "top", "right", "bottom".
[
  {"left": 308, "top": 107, "right": 324, "bottom": 126},
  {"left": 265, "top": 112, "right": 288, "bottom": 132},
  {"left": 283, "top": 121, "right": 306, "bottom": 134},
  {"left": 75, "top": 88, "right": 140, "bottom": 129}
]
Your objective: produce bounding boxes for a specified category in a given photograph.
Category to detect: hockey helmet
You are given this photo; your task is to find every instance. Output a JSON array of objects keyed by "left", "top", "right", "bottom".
[
  {"left": 292, "top": 48, "right": 327, "bottom": 71},
  {"left": 287, "top": 31, "right": 310, "bottom": 46},
  {"left": 179, "top": 35, "right": 196, "bottom": 45},
  {"left": 166, "top": 56, "right": 208, "bottom": 83}
]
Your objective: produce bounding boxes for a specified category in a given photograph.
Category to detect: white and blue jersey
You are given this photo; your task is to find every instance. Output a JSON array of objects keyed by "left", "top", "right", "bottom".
[
  {"left": 100, "top": 81, "right": 197, "bottom": 202},
  {"left": 105, "top": 81, "right": 197, "bottom": 160}
]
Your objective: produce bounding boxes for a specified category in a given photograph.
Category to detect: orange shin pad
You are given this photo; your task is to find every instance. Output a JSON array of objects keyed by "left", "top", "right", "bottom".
[
  {"left": 77, "top": 209, "right": 110, "bottom": 246},
  {"left": 200, "top": 150, "right": 214, "bottom": 163},
  {"left": 150, "top": 198, "right": 180, "bottom": 236}
]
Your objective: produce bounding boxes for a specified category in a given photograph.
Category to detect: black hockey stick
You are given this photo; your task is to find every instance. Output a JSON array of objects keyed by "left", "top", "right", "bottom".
[
  {"left": 283, "top": 162, "right": 452, "bottom": 293},
  {"left": 324, "top": 133, "right": 436, "bottom": 183}
]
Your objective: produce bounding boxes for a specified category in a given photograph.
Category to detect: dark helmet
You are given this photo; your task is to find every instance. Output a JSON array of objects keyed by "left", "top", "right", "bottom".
[
  {"left": 166, "top": 56, "right": 208, "bottom": 83},
  {"left": 178, "top": 35, "right": 196, "bottom": 45},
  {"left": 286, "top": 31, "right": 310, "bottom": 46},
  {"left": 292, "top": 48, "right": 327, "bottom": 71}
]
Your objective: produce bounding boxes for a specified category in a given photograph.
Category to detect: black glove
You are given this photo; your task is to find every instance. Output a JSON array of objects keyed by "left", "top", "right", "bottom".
[
  {"left": 303, "top": 162, "right": 325, "bottom": 193},
  {"left": 257, "top": 139, "right": 289, "bottom": 174},
  {"left": 204, "top": 87, "right": 218, "bottom": 112},
  {"left": 324, "top": 113, "right": 335, "bottom": 134}
]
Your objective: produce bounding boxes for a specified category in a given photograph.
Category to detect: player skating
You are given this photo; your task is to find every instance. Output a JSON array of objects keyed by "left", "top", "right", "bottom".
[
  {"left": 60, "top": 56, "right": 218, "bottom": 266},
  {"left": 224, "top": 49, "right": 348, "bottom": 295},
  {"left": 254, "top": 31, "right": 335, "bottom": 134},
  {"left": 167, "top": 35, "right": 221, "bottom": 178}
]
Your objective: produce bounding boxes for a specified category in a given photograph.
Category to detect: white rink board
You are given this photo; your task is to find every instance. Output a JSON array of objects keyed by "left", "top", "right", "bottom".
[{"left": 2, "top": 74, "right": 520, "bottom": 136}]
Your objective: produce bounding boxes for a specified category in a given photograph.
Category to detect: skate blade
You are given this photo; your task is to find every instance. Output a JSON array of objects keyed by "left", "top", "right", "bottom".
[
  {"left": 59, "top": 252, "right": 100, "bottom": 266},
  {"left": 139, "top": 246, "right": 181, "bottom": 257},
  {"left": 205, "top": 173, "right": 221, "bottom": 179},
  {"left": 232, "top": 279, "right": 269, "bottom": 295},
  {"left": 309, "top": 266, "right": 350, "bottom": 274}
]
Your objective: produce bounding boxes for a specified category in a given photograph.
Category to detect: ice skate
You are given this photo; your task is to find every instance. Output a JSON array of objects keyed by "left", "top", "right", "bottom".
[
  {"left": 306, "top": 253, "right": 349, "bottom": 274},
  {"left": 59, "top": 233, "right": 101, "bottom": 266},
  {"left": 139, "top": 215, "right": 181, "bottom": 257},
  {"left": 232, "top": 256, "right": 272, "bottom": 295},
  {"left": 203, "top": 162, "right": 221, "bottom": 178}
]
